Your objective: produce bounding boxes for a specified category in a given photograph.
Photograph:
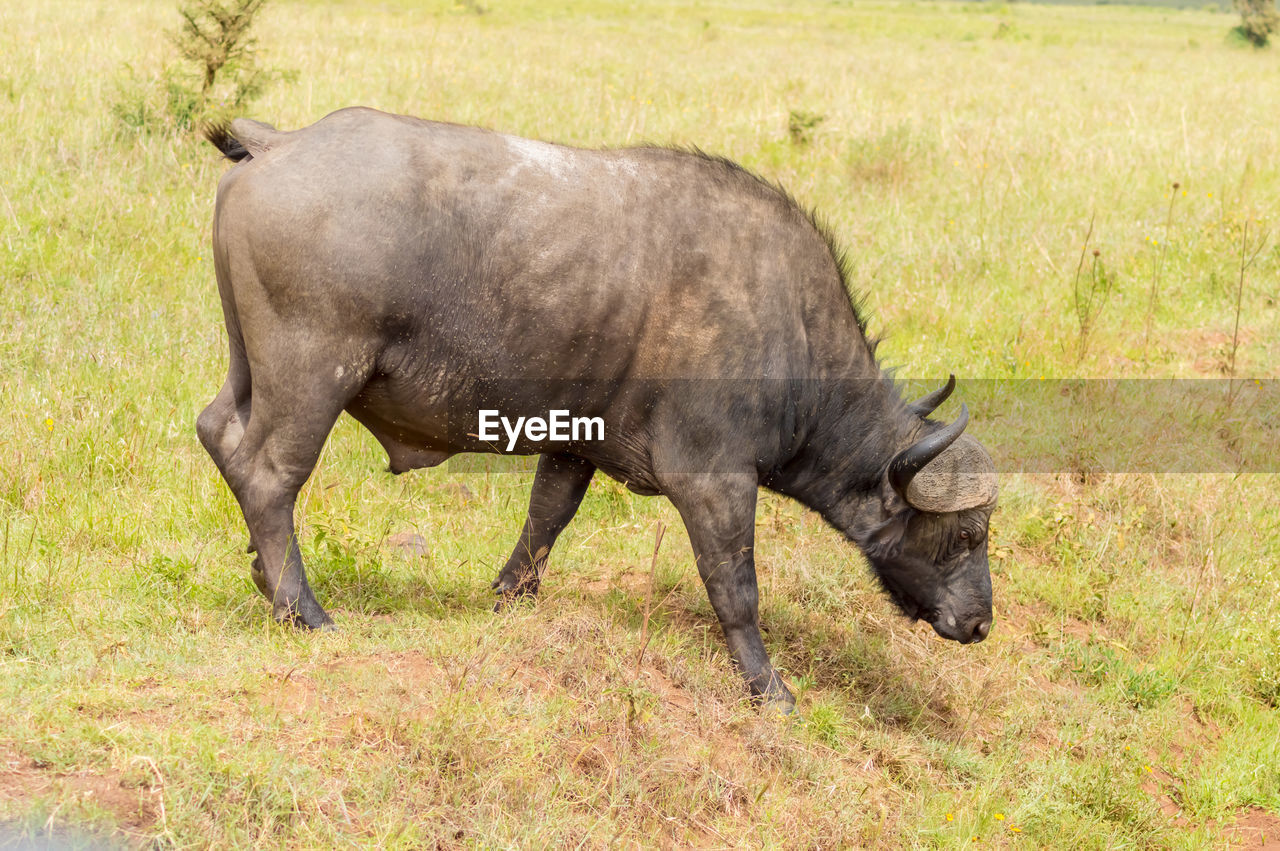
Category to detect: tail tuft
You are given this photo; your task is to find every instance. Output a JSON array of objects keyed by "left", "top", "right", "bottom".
[{"left": 203, "top": 122, "right": 251, "bottom": 162}]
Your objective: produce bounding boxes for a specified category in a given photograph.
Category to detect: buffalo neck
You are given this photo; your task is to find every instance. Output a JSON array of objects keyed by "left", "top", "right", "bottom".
[{"left": 767, "top": 361, "right": 921, "bottom": 540}]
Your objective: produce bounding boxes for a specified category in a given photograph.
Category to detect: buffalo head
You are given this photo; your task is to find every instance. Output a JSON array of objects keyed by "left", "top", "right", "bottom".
[{"left": 861, "top": 378, "right": 998, "bottom": 644}]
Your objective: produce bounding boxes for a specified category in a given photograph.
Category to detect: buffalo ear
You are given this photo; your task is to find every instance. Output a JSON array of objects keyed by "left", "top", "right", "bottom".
[{"left": 900, "top": 434, "right": 997, "bottom": 513}]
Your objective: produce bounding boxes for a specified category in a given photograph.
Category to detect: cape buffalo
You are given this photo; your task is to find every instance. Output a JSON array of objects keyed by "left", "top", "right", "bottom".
[{"left": 198, "top": 107, "right": 997, "bottom": 711}]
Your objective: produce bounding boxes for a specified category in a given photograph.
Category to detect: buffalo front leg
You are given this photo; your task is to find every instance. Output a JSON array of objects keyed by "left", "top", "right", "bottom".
[
  {"left": 492, "top": 453, "right": 595, "bottom": 610},
  {"left": 666, "top": 473, "right": 794, "bottom": 712}
]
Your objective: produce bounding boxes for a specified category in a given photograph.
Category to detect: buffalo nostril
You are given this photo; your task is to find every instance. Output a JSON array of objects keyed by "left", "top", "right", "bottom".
[{"left": 972, "top": 619, "right": 991, "bottom": 642}]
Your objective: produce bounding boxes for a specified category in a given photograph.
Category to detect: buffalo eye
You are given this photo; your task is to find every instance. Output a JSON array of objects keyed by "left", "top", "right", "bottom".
[{"left": 958, "top": 530, "right": 970, "bottom": 542}]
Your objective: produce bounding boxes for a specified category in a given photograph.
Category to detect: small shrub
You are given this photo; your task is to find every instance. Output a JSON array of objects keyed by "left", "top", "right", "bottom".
[
  {"left": 787, "top": 109, "right": 826, "bottom": 145},
  {"left": 112, "top": 0, "right": 289, "bottom": 136},
  {"left": 111, "top": 70, "right": 163, "bottom": 133},
  {"left": 993, "top": 21, "right": 1028, "bottom": 41},
  {"left": 1233, "top": 0, "right": 1279, "bottom": 46},
  {"left": 1065, "top": 639, "right": 1121, "bottom": 688},
  {"left": 175, "top": 0, "right": 267, "bottom": 104},
  {"left": 1074, "top": 247, "right": 1114, "bottom": 364},
  {"left": 802, "top": 701, "right": 850, "bottom": 747},
  {"left": 1121, "top": 668, "right": 1175, "bottom": 709}
]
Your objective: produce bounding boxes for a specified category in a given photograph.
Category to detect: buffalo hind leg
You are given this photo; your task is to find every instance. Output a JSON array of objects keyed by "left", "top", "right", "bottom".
[
  {"left": 203, "top": 361, "right": 356, "bottom": 629},
  {"left": 196, "top": 349, "right": 251, "bottom": 490},
  {"left": 492, "top": 453, "right": 595, "bottom": 610},
  {"left": 665, "top": 472, "right": 794, "bottom": 712},
  {"left": 197, "top": 349, "right": 257, "bottom": 579}
]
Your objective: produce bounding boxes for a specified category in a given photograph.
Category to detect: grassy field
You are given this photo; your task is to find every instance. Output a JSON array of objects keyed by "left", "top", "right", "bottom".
[{"left": 2, "top": 0, "right": 1279, "bottom": 847}]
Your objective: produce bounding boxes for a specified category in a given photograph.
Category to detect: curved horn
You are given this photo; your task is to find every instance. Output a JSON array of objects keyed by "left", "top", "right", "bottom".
[
  {"left": 907, "top": 374, "right": 956, "bottom": 418},
  {"left": 889, "top": 403, "right": 969, "bottom": 500}
]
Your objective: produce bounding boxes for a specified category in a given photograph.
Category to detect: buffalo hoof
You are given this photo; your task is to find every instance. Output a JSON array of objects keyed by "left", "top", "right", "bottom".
[
  {"left": 763, "top": 693, "right": 798, "bottom": 717},
  {"left": 491, "top": 572, "right": 539, "bottom": 613},
  {"left": 267, "top": 583, "right": 334, "bottom": 631},
  {"left": 273, "top": 605, "right": 336, "bottom": 631},
  {"left": 492, "top": 587, "right": 538, "bottom": 613}
]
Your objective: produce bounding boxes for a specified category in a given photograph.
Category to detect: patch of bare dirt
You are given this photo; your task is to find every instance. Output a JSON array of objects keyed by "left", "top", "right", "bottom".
[
  {"left": 384, "top": 531, "right": 430, "bottom": 557},
  {"left": 1183, "top": 327, "right": 1255, "bottom": 377},
  {"left": 322, "top": 649, "right": 444, "bottom": 682},
  {"left": 577, "top": 563, "right": 651, "bottom": 597},
  {"left": 1131, "top": 696, "right": 1232, "bottom": 837},
  {"left": 637, "top": 664, "right": 696, "bottom": 717},
  {"left": 1168, "top": 697, "right": 1222, "bottom": 764},
  {"left": 1140, "top": 764, "right": 1192, "bottom": 829},
  {"left": 256, "top": 651, "right": 453, "bottom": 719},
  {"left": 257, "top": 649, "right": 590, "bottom": 729},
  {"left": 0, "top": 751, "right": 159, "bottom": 838},
  {"left": 999, "top": 596, "right": 1100, "bottom": 648},
  {"left": 257, "top": 667, "right": 328, "bottom": 717},
  {"left": 1227, "top": 809, "right": 1280, "bottom": 850}
]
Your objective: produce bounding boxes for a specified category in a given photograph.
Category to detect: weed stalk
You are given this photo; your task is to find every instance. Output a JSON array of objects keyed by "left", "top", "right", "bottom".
[
  {"left": 634, "top": 522, "right": 665, "bottom": 677},
  {"left": 1071, "top": 213, "right": 1113, "bottom": 364},
  {"left": 1226, "top": 219, "right": 1267, "bottom": 409},
  {"left": 1143, "top": 182, "right": 1180, "bottom": 354}
]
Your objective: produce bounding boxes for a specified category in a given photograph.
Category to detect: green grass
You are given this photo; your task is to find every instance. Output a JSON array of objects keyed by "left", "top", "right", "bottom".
[{"left": 2, "top": 0, "right": 1279, "bottom": 846}]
